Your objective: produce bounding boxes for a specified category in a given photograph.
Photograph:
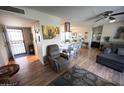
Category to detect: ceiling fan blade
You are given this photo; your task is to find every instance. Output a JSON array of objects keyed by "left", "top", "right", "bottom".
[
  {"left": 85, "top": 12, "right": 106, "bottom": 21},
  {"left": 111, "top": 12, "right": 124, "bottom": 16},
  {"left": 95, "top": 17, "right": 105, "bottom": 22}
]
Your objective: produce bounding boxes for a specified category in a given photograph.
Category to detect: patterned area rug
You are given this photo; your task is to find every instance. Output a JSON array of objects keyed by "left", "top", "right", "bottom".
[{"left": 49, "top": 65, "right": 117, "bottom": 86}]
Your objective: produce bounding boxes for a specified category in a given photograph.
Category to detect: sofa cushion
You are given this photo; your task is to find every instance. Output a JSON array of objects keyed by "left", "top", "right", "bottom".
[
  {"left": 55, "top": 57, "right": 69, "bottom": 70},
  {"left": 118, "top": 48, "right": 124, "bottom": 56},
  {"left": 96, "top": 54, "right": 124, "bottom": 72},
  {"left": 55, "top": 57, "right": 69, "bottom": 64},
  {"left": 100, "top": 53, "right": 124, "bottom": 64},
  {"left": 103, "top": 48, "right": 112, "bottom": 54},
  {"left": 112, "top": 43, "right": 124, "bottom": 53}
]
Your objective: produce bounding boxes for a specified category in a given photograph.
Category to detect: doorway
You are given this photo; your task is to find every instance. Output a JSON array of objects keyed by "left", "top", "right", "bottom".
[
  {"left": 6, "top": 28, "right": 26, "bottom": 56},
  {"left": 91, "top": 26, "right": 103, "bottom": 48},
  {"left": 0, "top": 13, "right": 41, "bottom": 64}
]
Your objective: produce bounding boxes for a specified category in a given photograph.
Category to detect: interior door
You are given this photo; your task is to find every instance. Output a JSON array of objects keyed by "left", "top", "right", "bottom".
[{"left": 6, "top": 28, "right": 26, "bottom": 56}]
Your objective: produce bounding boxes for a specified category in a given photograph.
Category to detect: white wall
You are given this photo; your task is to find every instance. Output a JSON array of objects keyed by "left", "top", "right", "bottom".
[
  {"left": 71, "top": 21, "right": 124, "bottom": 47},
  {"left": 101, "top": 21, "right": 124, "bottom": 42},
  {"left": 85, "top": 21, "right": 124, "bottom": 44},
  {"left": 70, "top": 26, "right": 92, "bottom": 47},
  {"left": 15, "top": 7, "right": 61, "bottom": 60},
  {"left": 60, "top": 21, "right": 124, "bottom": 50},
  {"left": 0, "top": 25, "right": 8, "bottom": 65},
  {"left": 0, "top": 7, "right": 61, "bottom": 64},
  {"left": 70, "top": 22, "right": 124, "bottom": 45},
  {"left": 0, "top": 51, "right": 5, "bottom": 66}
]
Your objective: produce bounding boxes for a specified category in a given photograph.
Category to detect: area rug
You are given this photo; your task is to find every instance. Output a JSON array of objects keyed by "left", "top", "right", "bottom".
[{"left": 49, "top": 65, "right": 117, "bottom": 86}]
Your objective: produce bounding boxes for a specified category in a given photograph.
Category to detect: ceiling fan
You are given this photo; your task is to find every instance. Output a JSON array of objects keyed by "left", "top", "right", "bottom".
[{"left": 95, "top": 11, "right": 124, "bottom": 23}]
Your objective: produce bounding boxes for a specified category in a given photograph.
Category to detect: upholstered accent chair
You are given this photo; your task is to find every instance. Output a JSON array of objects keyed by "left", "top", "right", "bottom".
[{"left": 47, "top": 44, "right": 70, "bottom": 72}]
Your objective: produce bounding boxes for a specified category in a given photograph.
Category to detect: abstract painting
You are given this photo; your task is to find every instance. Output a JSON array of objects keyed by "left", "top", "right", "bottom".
[{"left": 42, "top": 25, "right": 60, "bottom": 39}]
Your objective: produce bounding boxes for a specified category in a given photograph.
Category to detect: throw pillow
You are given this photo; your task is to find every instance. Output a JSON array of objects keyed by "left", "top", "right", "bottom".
[
  {"left": 118, "top": 48, "right": 124, "bottom": 56},
  {"left": 103, "top": 48, "right": 112, "bottom": 54}
]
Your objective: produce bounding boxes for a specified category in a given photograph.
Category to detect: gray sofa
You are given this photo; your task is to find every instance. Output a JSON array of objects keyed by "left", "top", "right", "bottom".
[{"left": 96, "top": 43, "right": 124, "bottom": 72}]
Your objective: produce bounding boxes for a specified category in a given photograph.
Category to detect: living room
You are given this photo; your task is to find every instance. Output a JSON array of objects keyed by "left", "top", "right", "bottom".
[{"left": 0, "top": 6, "right": 124, "bottom": 87}]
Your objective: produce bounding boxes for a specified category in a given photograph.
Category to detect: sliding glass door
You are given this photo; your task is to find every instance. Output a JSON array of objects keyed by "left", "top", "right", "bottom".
[{"left": 6, "top": 28, "right": 26, "bottom": 56}]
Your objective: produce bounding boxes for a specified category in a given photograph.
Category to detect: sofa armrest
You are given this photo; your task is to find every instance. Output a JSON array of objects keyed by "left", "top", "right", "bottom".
[
  {"left": 48, "top": 56, "right": 57, "bottom": 62},
  {"left": 60, "top": 53, "right": 69, "bottom": 60},
  {"left": 48, "top": 56, "right": 60, "bottom": 72}
]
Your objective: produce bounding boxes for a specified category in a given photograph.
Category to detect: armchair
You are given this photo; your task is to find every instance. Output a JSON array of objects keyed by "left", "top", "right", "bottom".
[{"left": 47, "top": 44, "right": 70, "bottom": 72}]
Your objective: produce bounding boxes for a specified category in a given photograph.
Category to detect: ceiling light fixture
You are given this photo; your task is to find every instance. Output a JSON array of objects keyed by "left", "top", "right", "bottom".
[
  {"left": 109, "top": 19, "right": 116, "bottom": 23},
  {"left": 109, "top": 17, "right": 116, "bottom": 23}
]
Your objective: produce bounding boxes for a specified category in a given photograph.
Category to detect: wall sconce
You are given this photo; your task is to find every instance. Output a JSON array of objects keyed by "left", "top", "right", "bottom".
[{"left": 64, "top": 22, "right": 70, "bottom": 32}]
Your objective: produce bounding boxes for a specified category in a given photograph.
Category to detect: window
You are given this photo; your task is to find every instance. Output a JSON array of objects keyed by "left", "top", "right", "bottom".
[{"left": 6, "top": 28, "right": 26, "bottom": 55}]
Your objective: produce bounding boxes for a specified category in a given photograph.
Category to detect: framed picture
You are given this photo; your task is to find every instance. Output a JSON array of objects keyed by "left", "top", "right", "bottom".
[
  {"left": 42, "top": 25, "right": 60, "bottom": 39},
  {"left": 72, "top": 32, "right": 77, "bottom": 40},
  {"left": 72, "top": 32, "right": 77, "bottom": 37}
]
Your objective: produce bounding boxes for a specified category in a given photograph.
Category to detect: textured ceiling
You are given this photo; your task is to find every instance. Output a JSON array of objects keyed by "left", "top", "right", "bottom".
[
  {"left": 25, "top": 6, "right": 124, "bottom": 25},
  {"left": 0, "top": 6, "right": 124, "bottom": 27}
]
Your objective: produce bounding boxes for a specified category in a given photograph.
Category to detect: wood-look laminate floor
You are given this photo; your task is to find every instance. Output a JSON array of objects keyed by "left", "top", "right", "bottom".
[{"left": 12, "top": 49, "right": 124, "bottom": 86}]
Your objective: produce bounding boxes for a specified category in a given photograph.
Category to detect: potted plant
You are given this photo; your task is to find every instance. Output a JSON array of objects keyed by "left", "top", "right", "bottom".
[{"left": 104, "top": 36, "right": 110, "bottom": 42}]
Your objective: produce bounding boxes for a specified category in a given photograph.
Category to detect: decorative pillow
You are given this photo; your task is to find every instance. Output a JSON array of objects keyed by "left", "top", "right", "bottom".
[
  {"left": 118, "top": 48, "right": 124, "bottom": 56},
  {"left": 103, "top": 48, "right": 112, "bottom": 54}
]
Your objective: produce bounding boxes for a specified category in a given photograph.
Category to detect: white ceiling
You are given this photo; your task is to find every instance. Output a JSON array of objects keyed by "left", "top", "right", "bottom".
[
  {"left": 26, "top": 6, "right": 124, "bottom": 26},
  {"left": 0, "top": 6, "right": 124, "bottom": 27}
]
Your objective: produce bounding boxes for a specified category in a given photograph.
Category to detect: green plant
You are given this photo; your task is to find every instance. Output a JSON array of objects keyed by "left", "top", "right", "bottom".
[{"left": 104, "top": 36, "right": 110, "bottom": 42}]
